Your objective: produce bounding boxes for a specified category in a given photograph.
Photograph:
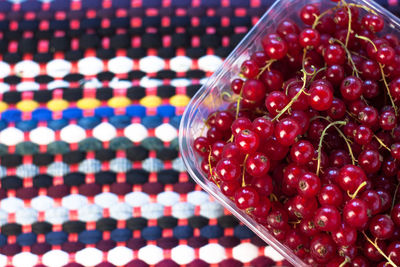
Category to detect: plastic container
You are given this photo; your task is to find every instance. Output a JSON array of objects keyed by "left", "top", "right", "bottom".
[{"left": 179, "top": 0, "right": 400, "bottom": 265}]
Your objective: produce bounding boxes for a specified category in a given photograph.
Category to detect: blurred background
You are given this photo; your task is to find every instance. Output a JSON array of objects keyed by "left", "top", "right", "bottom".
[{"left": 0, "top": 0, "right": 397, "bottom": 266}]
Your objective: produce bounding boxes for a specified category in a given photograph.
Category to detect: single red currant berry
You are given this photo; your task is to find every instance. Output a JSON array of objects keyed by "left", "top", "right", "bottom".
[
  {"left": 386, "top": 241, "right": 400, "bottom": 265},
  {"left": 354, "top": 125, "right": 373, "bottom": 145},
  {"left": 231, "top": 78, "right": 244, "bottom": 94},
  {"left": 391, "top": 143, "right": 400, "bottom": 161},
  {"left": 220, "top": 180, "right": 240, "bottom": 197},
  {"left": 343, "top": 199, "right": 369, "bottom": 229},
  {"left": 299, "top": 28, "right": 321, "bottom": 48},
  {"left": 318, "top": 184, "right": 343, "bottom": 207},
  {"left": 252, "top": 117, "right": 274, "bottom": 140},
  {"left": 299, "top": 218, "right": 319, "bottom": 237},
  {"left": 363, "top": 80, "right": 380, "bottom": 99},
  {"left": 240, "top": 59, "right": 259, "bottom": 78},
  {"left": 231, "top": 117, "right": 252, "bottom": 136},
  {"left": 358, "top": 149, "right": 382, "bottom": 174},
  {"left": 324, "top": 44, "right": 346, "bottom": 66},
  {"left": 361, "top": 190, "right": 382, "bottom": 216},
  {"left": 390, "top": 77, "right": 400, "bottom": 101},
  {"left": 265, "top": 91, "right": 289, "bottom": 117},
  {"left": 308, "top": 82, "right": 333, "bottom": 111},
  {"left": 277, "top": 19, "right": 300, "bottom": 36},
  {"left": 289, "top": 110, "right": 310, "bottom": 135},
  {"left": 193, "top": 137, "right": 210, "bottom": 156},
  {"left": 242, "top": 79, "right": 266, "bottom": 102},
  {"left": 215, "top": 158, "right": 240, "bottom": 181},
  {"left": 235, "top": 129, "right": 259, "bottom": 154},
  {"left": 262, "top": 33, "right": 288, "bottom": 60},
  {"left": 252, "top": 199, "right": 271, "bottom": 221},
  {"left": 314, "top": 205, "right": 341, "bottom": 232},
  {"left": 234, "top": 186, "right": 260, "bottom": 210},
  {"left": 358, "top": 106, "right": 379, "bottom": 127},
  {"left": 210, "top": 141, "right": 225, "bottom": 162},
  {"left": 267, "top": 208, "right": 289, "bottom": 229},
  {"left": 261, "top": 69, "right": 284, "bottom": 92},
  {"left": 250, "top": 51, "right": 269, "bottom": 67},
  {"left": 310, "top": 233, "right": 336, "bottom": 263},
  {"left": 290, "top": 140, "right": 314, "bottom": 165},
  {"left": 326, "top": 65, "right": 345, "bottom": 86},
  {"left": 338, "top": 164, "right": 367, "bottom": 194},
  {"left": 361, "top": 60, "right": 380, "bottom": 81},
  {"left": 300, "top": 4, "right": 320, "bottom": 25},
  {"left": 351, "top": 256, "right": 371, "bottom": 267},
  {"left": 331, "top": 223, "right": 357, "bottom": 246},
  {"left": 362, "top": 14, "right": 384, "bottom": 32},
  {"left": 252, "top": 175, "right": 273, "bottom": 196},
  {"left": 298, "top": 172, "right": 321, "bottom": 198},
  {"left": 340, "top": 76, "right": 363, "bottom": 101},
  {"left": 274, "top": 118, "right": 301, "bottom": 146},
  {"left": 327, "top": 98, "right": 346, "bottom": 120},
  {"left": 262, "top": 136, "right": 289, "bottom": 161},
  {"left": 369, "top": 214, "right": 395, "bottom": 240},
  {"left": 363, "top": 239, "right": 386, "bottom": 262},
  {"left": 376, "top": 45, "right": 395, "bottom": 65},
  {"left": 292, "top": 195, "right": 318, "bottom": 219},
  {"left": 245, "top": 152, "right": 270, "bottom": 177},
  {"left": 222, "top": 143, "right": 244, "bottom": 162},
  {"left": 391, "top": 204, "right": 400, "bottom": 226},
  {"left": 379, "top": 110, "right": 397, "bottom": 130},
  {"left": 214, "top": 111, "right": 234, "bottom": 131}
]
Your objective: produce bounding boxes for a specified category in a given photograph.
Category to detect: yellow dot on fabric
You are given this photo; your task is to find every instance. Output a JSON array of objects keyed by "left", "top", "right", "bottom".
[
  {"left": 77, "top": 98, "right": 101, "bottom": 109},
  {"left": 139, "top": 96, "right": 162, "bottom": 108},
  {"left": 16, "top": 100, "right": 39, "bottom": 112},
  {"left": 0, "top": 102, "right": 8, "bottom": 112},
  {"left": 47, "top": 99, "right": 69, "bottom": 111},
  {"left": 170, "top": 95, "right": 190, "bottom": 107},
  {"left": 107, "top": 96, "right": 131, "bottom": 108}
]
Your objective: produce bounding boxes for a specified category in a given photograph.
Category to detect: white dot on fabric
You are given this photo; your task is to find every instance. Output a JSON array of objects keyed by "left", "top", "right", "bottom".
[
  {"left": 42, "top": 250, "right": 69, "bottom": 267},
  {"left": 155, "top": 123, "right": 177, "bottom": 142},
  {"left": 139, "top": 56, "right": 165, "bottom": 73},
  {"left": 47, "top": 80, "right": 69, "bottom": 90},
  {"left": 0, "top": 83, "right": 10, "bottom": 93},
  {"left": 78, "top": 204, "right": 103, "bottom": 222},
  {"left": 198, "top": 55, "right": 223, "bottom": 72},
  {"left": 109, "top": 78, "right": 132, "bottom": 89},
  {"left": 31, "top": 196, "right": 54, "bottom": 212},
  {"left": 170, "top": 56, "right": 192, "bottom": 72},
  {"left": 0, "top": 254, "right": 6, "bottom": 267},
  {"left": 124, "top": 123, "right": 148, "bottom": 142},
  {"left": 141, "top": 203, "right": 164, "bottom": 219},
  {"left": 16, "top": 81, "right": 40, "bottom": 91},
  {"left": 187, "top": 191, "right": 210, "bottom": 206},
  {"left": 0, "top": 127, "right": 24, "bottom": 146},
  {"left": 78, "top": 57, "right": 104, "bottom": 75},
  {"left": 15, "top": 208, "right": 38, "bottom": 225},
  {"left": 82, "top": 78, "right": 102, "bottom": 89},
  {"left": 125, "top": 192, "right": 150, "bottom": 207},
  {"left": 107, "top": 246, "right": 133, "bottom": 266},
  {"left": 0, "top": 209, "right": 8, "bottom": 227},
  {"left": 61, "top": 194, "right": 88, "bottom": 210},
  {"left": 139, "top": 77, "right": 163, "bottom": 88},
  {"left": 138, "top": 245, "right": 164, "bottom": 265},
  {"left": 0, "top": 62, "right": 11, "bottom": 78},
  {"left": 170, "top": 78, "right": 192, "bottom": 87},
  {"left": 0, "top": 197, "right": 24, "bottom": 213},
  {"left": 109, "top": 203, "right": 132, "bottom": 220},
  {"left": 200, "top": 201, "right": 225, "bottom": 219},
  {"left": 156, "top": 191, "right": 180, "bottom": 206},
  {"left": 46, "top": 59, "right": 72, "bottom": 78},
  {"left": 108, "top": 57, "right": 133, "bottom": 74},
  {"left": 171, "top": 245, "right": 195, "bottom": 265},
  {"left": 172, "top": 202, "right": 195, "bottom": 219},
  {"left": 94, "top": 192, "right": 118, "bottom": 208},
  {"left": 12, "top": 252, "right": 38, "bottom": 267},
  {"left": 14, "top": 60, "right": 40, "bottom": 78},
  {"left": 29, "top": 127, "right": 55, "bottom": 145},
  {"left": 199, "top": 243, "right": 226, "bottom": 264},
  {"left": 232, "top": 243, "right": 259, "bottom": 263},
  {"left": 75, "top": 247, "right": 103, "bottom": 266},
  {"left": 264, "top": 246, "right": 285, "bottom": 262},
  {"left": 60, "top": 124, "right": 87, "bottom": 143},
  {"left": 45, "top": 207, "right": 69, "bottom": 224},
  {"left": 93, "top": 122, "right": 117, "bottom": 142}
]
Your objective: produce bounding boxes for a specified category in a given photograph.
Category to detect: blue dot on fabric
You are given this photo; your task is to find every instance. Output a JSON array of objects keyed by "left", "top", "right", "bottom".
[
  {"left": 169, "top": 116, "right": 182, "bottom": 129},
  {"left": 0, "top": 121, "right": 6, "bottom": 131},
  {"left": 126, "top": 105, "right": 146, "bottom": 118},
  {"left": 2, "top": 109, "right": 22, "bottom": 123},
  {"left": 77, "top": 116, "right": 101, "bottom": 130},
  {"left": 46, "top": 231, "right": 68, "bottom": 245},
  {"left": 62, "top": 108, "right": 83, "bottom": 120},
  {"left": 109, "top": 115, "right": 131, "bottom": 128},
  {"left": 95, "top": 106, "right": 114, "bottom": 118},
  {"left": 173, "top": 226, "right": 193, "bottom": 239},
  {"left": 32, "top": 108, "right": 52, "bottom": 121},
  {"left": 142, "top": 115, "right": 162, "bottom": 128},
  {"left": 234, "top": 225, "right": 255, "bottom": 239},
  {"left": 48, "top": 119, "right": 69, "bottom": 130},
  {"left": 78, "top": 230, "right": 102, "bottom": 244},
  {"left": 141, "top": 226, "right": 162, "bottom": 240},
  {"left": 16, "top": 232, "right": 37, "bottom": 246},
  {"left": 16, "top": 120, "right": 38, "bottom": 131},
  {"left": 157, "top": 105, "right": 176, "bottom": 118},
  {"left": 0, "top": 234, "right": 6, "bottom": 246},
  {"left": 110, "top": 228, "right": 132, "bottom": 242},
  {"left": 200, "top": 225, "right": 223, "bottom": 239}
]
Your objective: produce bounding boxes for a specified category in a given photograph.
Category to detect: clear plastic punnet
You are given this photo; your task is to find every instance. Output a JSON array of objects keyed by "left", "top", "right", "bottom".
[{"left": 179, "top": 0, "right": 400, "bottom": 265}]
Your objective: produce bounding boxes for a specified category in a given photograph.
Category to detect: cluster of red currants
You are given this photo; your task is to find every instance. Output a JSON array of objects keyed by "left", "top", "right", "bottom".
[{"left": 193, "top": 0, "right": 400, "bottom": 266}]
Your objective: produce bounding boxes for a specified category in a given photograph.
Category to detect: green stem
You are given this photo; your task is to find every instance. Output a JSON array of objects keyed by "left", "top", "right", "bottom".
[
  {"left": 242, "top": 154, "right": 249, "bottom": 187},
  {"left": 347, "top": 181, "right": 367, "bottom": 199},
  {"left": 362, "top": 232, "right": 397, "bottom": 267},
  {"left": 331, "top": 38, "right": 360, "bottom": 77}
]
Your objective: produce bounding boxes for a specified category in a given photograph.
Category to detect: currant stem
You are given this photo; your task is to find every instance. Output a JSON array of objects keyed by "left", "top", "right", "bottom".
[
  {"left": 374, "top": 134, "right": 392, "bottom": 151},
  {"left": 392, "top": 182, "right": 400, "bottom": 211},
  {"left": 312, "top": 6, "right": 340, "bottom": 29},
  {"left": 331, "top": 38, "right": 360, "bottom": 78},
  {"left": 347, "top": 3, "right": 378, "bottom": 15},
  {"left": 208, "top": 146, "right": 213, "bottom": 176},
  {"left": 339, "top": 257, "right": 351, "bottom": 267},
  {"left": 362, "top": 232, "right": 398, "bottom": 267},
  {"left": 347, "top": 181, "right": 367, "bottom": 199},
  {"left": 242, "top": 154, "right": 249, "bottom": 187},
  {"left": 272, "top": 69, "right": 309, "bottom": 122},
  {"left": 317, "top": 121, "right": 347, "bottom": 176},
  {"left": 341, "top": 0, "right": 352, "bottom": 47},
  {"left": 269, "top": 193, "right": 278, "bottom": 202},
  {"left": 257, "top": 59, "right": 277, "bottom": 79}
]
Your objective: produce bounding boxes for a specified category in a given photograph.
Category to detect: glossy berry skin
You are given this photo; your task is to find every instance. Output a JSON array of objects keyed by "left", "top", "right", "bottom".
[
  {"left": 277, "top": 19, "right": 300, "bottom": 36},
  {"left": 298, "top": 172, "right": 321, "bottom": 198},
  {"left": 252, "top": 175, "right": 273, "bottom": 196},
  {"left": 358, "top": 106, "right": 379, "bottom": 127},
  {"left": 391, "top": 143, "right": 400, "bottom": 160},
  {"left": 242, "top": 79, "right": 267, "bottom": 102},
  {"left": 262, "top": 136, "right": 289, "bottom": 161},
  {"left": 215, "top": 111, "right": 234, "bottom": 131},
  {"left": 337, "top": 165, "right": 367, "bottom": 194},
  {"left": 221, "top": 143, "right": 244, "bottom": 162},
  {"left": 262, "top": 33, "right": 288, "bottom": 60},
  {"left": 340, "top": 76, "right": 363, "bottom": 101},
  {"left": 392, "top": 204, "right": 400, "bottom": 226},
  {"left": 215, "top": 158, "right": 240, "bottom": 182},
  {"left": 292, "top": 195, "right": 318, "bottom": 219},
  {"left": 252, "top": 117, "right": 274, "bottom": 140},
  {"left": 234, "top": 186, "right": 260, "bottom": 210},
  {"left": 193, "top": 137, "right": 210, "bottom": 156},
  {"left": 380, "top": 110, "right": 397, "bottom": 130},
  {"left": 369, "top": 214, "right": 395, "bottom": 240},
  {"left": 343, "top": 199, "right": 369, "bottom": 229},
  {"left": 327, "top": 98, "right": 346, "bottom": 120},
  {"left": 245, "top": 152, "right": 270, "bottom": 177},
  {"left": 358, "top": 149, "right": 382, "bottom": 174},
  {"left": 267, "top": 209, "right": 289, "bottom": 229},
  {"left": 220, "top": 181, "right": 240, "bottom": 197},
  {"left": 326, "top": 65, "right": 345, "bottom": 86},
  {"left": 314, "top": 205, "right": 341, "bottom": 232},
  {"left": 331, "top": 223, "right": 357, "bottom": 246},
  {"left": 386, "top": 241, "right": 400, "bottom": 265},
  {"left": 361, "top": 60, "right": 380, "bottom": 81},
  {"left": 290, "top": 140, "right": 314, "bottom": 165},
  {"left": 363, "top": 80, "right": 380, "bottom": 99},
  {"left": 300, "top": 4, "right": 320, "bottom": 25},
  {"left": 261, "top": 70, "right": 284, "bottom": 92},
  {"left": 265, "top": 91, "right": 289, "bottom": 117},
  {"left": 361, "top": 190, "right": 382, "bottom": 216},
  {"left": 308, "top": 82, "right": 333, "bottom": 111},
  {"left": 390, "top": 77, "right": 400, "bottom": 101},
  {"left": 310, "top": 233, "right": 336, "bottom": 263},
  {"left": 231, "top": 78, "right": 244, "bottom": 94},
  {"left": 362, "top": 14, "right": 385, "bottom": 32},
  {"left": 364, "top": 239, "right": 386, "bottom": 262},
  {"left": 240, "top": 60, "right": 259, "bottom": 78},
  {"left": 299, "top": 218, "right": 319, "bottom": 237},
  {"left": 299, "top": 28, "right": 321, "bottom": 48},
  {"left": 354, "top": 125, "right": 373, "bottom": 146},
  {"left": 324, "top": 44, "right": 346, "bottom": 66},
  {"left": 318, "top": 184, "right": 343, "bottom": 207},
  {"left": 274, "top": 118, "right": 301, "bottom": 147},
  {"left": 231, "top": 117, "right": 252, "bottom": 136},
  {"left": 235, "top": 129, "right": 259, "bottom": 154}
]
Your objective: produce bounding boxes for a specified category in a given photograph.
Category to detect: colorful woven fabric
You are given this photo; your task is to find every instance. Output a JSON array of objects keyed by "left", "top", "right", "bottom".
[{"left": 0, "top": 0, "right": 398, "bottom": 266}]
